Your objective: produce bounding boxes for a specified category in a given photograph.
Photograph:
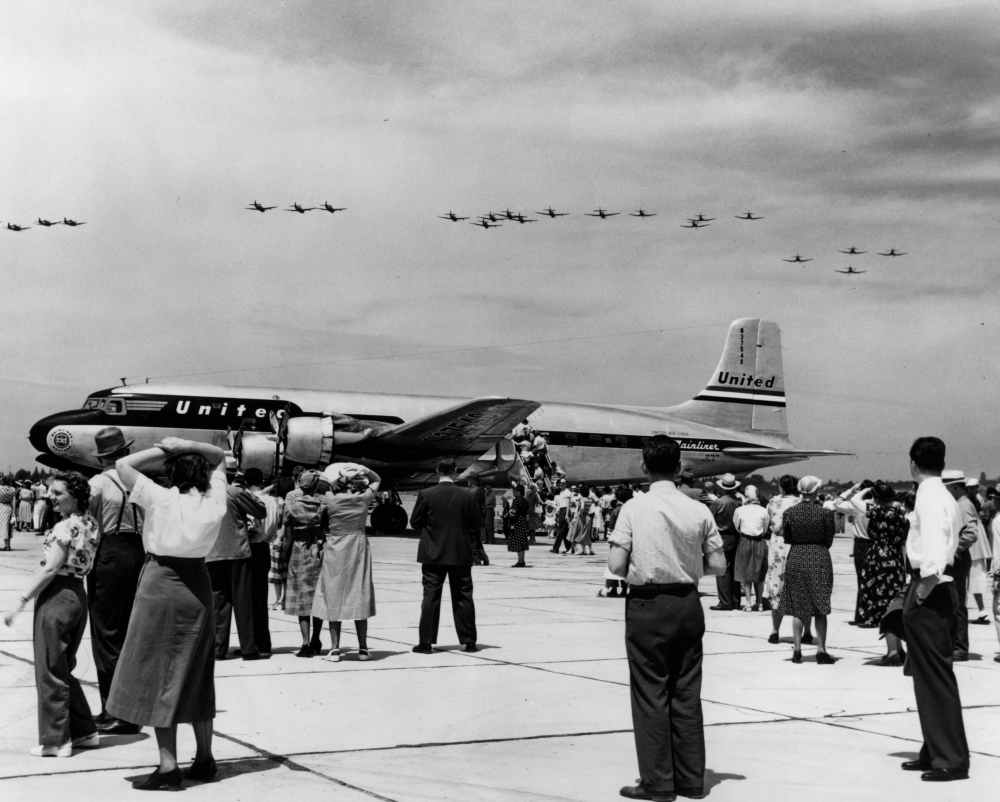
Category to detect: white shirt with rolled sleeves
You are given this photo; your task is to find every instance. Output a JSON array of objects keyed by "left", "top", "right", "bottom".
[
  {"left": 610, "top": 480, "right": 724, "bottom": 586},
  {"left": 907, "top": 476, "right": 961, "bottom": 581},
  {"left": 128, "top": 463, "right": 228, "bottom": 558},
  {"left": 733, "top": 503, "right": 770, "bottom": 537}
]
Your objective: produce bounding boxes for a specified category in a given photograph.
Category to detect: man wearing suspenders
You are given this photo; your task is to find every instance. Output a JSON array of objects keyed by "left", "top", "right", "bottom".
[{"left": 88, "top": 427, "right": 145, "bottom": 734}]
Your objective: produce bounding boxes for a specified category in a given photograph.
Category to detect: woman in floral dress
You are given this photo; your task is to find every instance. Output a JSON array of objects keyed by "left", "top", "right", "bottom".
[{"left": 858, "top": 481, "right": 910, "bottom": 665}]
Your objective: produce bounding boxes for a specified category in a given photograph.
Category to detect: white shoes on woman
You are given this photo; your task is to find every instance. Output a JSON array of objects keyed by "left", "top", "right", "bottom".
[{"left": 30, "top": 731, "right": 100, "bottom": 757}]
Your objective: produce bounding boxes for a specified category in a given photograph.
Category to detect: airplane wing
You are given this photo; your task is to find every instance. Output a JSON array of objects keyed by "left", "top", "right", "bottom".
[
  {"left": 372, "top": 397, "right": 540, "bottom": 454},
  {"left": 722, "top": 447, "right": 853, "bottom": 460}
]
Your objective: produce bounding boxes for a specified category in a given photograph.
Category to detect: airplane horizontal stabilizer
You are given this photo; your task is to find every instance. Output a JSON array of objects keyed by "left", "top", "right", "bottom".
[
  {"left": 374, "top": 397, "right": 540, "bottom": 452},
  {"left": 721, "top": 447, "right": 854, "bottom": 460}
]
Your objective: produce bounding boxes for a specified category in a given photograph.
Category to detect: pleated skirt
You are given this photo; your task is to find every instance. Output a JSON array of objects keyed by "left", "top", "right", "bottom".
[{"left": 107, "top": 555, "right": 215, "bottom": 727}]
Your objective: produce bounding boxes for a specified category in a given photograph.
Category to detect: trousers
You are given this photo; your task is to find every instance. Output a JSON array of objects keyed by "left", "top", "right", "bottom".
[
  {"left": 901, "top": 577, "right": 969, "bottom": 771},
  {"left": 249, "top": 542, "right": 272, "bottom": 654},
  {"left": 418, "top": 564, "right": 477, "bottom": 646},
  {"left": 949, "top": 550, "right": 971, "bottom": 652},
  {"left": 714, "top": 532, "right": 739, "bottom": 608},
  {"left": 625, "top": 586, "right": 705, "bottom": 795},
  {"left": 87, "top": 534, "right": 144, "bottom": 708},
  {"left": 33, "top": 576, "right": 95, "bottom": 746},
  {"left": 551, "top": 508, "right": 569, "bottom": 553},
  {"left": 207, "top": 558, "right": 257, "bottom": 657}
]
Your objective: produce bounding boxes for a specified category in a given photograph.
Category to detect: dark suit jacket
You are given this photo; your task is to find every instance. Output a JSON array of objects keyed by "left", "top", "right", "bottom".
[{"left": 411, "top": 481, "right": 481, "bottom": 565}]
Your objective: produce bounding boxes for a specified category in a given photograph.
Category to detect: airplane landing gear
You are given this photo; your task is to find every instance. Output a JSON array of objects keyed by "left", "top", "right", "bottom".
[{"left": 371, "top": 489, "right": 408, "bottom": 535}]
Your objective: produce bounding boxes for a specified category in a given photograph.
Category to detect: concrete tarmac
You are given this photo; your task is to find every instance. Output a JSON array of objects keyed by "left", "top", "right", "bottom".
[{"left": 2, "top": 531, "right": 999, "bottom": 800}]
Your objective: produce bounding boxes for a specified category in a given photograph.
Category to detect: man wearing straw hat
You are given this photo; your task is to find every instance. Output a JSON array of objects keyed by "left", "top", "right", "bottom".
[{"left": 709, "top": 473, "right": 742, "bottom": 611}]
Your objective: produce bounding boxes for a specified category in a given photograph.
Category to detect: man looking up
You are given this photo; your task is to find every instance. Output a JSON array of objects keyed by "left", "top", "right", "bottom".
[
  {"left": 941, "top": 469, "right": 981, "bottom": 662},
  {"left": 610, "top": 436, "right": 726, "bottom": 802},
  {"left": 88, "top": 427, "right": 144, "bottom": 735},
  {"left": 901, "top": 437, "right": 969, "bottom": 782}
]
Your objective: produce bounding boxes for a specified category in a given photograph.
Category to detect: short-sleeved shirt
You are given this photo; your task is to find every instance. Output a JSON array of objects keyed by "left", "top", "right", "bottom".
[
  {"left": 43, "top": 514, "right": 100, "bottom": 578},
  {"left": 733, "top": 503, "right": 770, "bottom": 537},
  {"left": 129, "top": 463, "right": 228, "bottom": 558},
  {"left": 89, "top": 469, "right": 143, "bottom": 536},
  {"left": 610, "top": 480, "right": 724, "bottom": 586}
]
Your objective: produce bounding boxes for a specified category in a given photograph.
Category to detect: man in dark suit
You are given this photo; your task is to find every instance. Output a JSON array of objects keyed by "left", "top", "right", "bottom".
[{"left": 410, "top": 459, "right": 481, "bottom": 653}]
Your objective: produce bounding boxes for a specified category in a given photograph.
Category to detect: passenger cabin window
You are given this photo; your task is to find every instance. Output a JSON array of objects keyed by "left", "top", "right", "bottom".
[{"left": 105, "top": 399, "right": 125, "bottom": 415}]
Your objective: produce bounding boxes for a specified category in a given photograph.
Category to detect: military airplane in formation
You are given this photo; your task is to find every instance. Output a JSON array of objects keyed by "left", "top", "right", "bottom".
[
  {"left": 62, "top": 218, "right": 86, "bottom": 227},
  {"left": 836, "top": 266, "right": 866, "bottom": 275},
  {"left": 28, "top": 318, "right": 850, "bottom": 533},
  {"left": 585, "top": 208, "right": 620, "bottom": 219},
  {"left": 838, "top": 246, "right": 866, "bottom": 255},
  {"left": 537, "top": 207, "right": 569, "bottom": 218},
  {"left": 439, "top": 211, "right": 469, "bottom": 222},
  {"left": 320, "top": 202, "right": 347, "bottom": 214},
  {"left": 692, "top": 213, "right": 715, "bottom": 222},
  {"left": 878, "top": 248, "right": 906, "bottom": 257},
  {"left": 482, "top": 211, "right": 503, "bottom": 223},
  {"left": 681, "top": 219, "right": 710, "bottom": 229},
  {"left": 735, "top": 211, "right": 764, "bottom": 220},
  {"left": 783, "top": 254, "right": 812, "bottom": 263},
  {"left": 36, "top": 218, "right": 60, "bottom": 227},
  {"left": 246, "top": 201, "right": 276, "bottom": 213},
  {"left": 286, "top": 203, "right": 314, "bottom": 214},
  {"left": 630, "top": 209, "right": 656, "bottom": 217},
  {"left": 6, "top": 223, "right": 30, "bottom": 231},
  {"left": 512, "top": 214, "right": 537, "bottom": 224},
  {"left": 471, "top": 217, "right": 502, "bottom": 229}
]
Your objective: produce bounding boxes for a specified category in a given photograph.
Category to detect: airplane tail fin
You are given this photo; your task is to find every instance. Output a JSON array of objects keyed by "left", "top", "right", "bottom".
[{"left": 665, "top": 318, "right": 788, "bottom": 437}]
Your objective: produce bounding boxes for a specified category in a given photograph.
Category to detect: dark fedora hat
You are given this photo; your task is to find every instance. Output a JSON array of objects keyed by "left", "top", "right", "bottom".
[{"left": 94, "top": 426, "right": 134, "bottom": 459}]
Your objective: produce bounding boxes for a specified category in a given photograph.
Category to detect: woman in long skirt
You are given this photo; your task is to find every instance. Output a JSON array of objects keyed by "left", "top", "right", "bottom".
[
  {"left": 4, "top": 472, "right": 100, "bottom": 757},
  {"left": 107, "top": 438, "right": 228, "bottom": 789},
  {"left": 506, "top": 484, "right": 531, "bottom": 567},
  {"left": 777, "top": 476, "right": 836, "bottom": 664},
  {"left": 763, "top": 475, "right": 811, "bottom": 643},
  {"left": 313, "top": 463, "right": 381, "bottom": 660},
  {"left": 0, "top": 481, "right": 15, "bottom": 550}
]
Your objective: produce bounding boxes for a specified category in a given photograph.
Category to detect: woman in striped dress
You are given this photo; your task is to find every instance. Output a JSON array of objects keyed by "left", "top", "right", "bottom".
[{"left": 0, "top": 481, "right": 15, "bottom": 550}]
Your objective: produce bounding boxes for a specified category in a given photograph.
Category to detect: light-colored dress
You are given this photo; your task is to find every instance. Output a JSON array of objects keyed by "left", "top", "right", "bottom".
[
  {"left": 763, "top": 494, "right": 800, "bottom": 605},
  {"left": 311, "top": 489, "right": 376, "bottom": 621},
  {"left": 0, "top": 484, "right": 14, "bottom": 546}
]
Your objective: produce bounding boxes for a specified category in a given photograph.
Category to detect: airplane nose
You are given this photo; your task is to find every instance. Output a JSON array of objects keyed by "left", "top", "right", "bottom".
[{"left": 28, "top": 409, "right": 104, "bottom": 453}]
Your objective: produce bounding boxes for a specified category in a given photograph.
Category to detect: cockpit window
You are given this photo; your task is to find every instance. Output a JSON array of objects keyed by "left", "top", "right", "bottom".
[
  {"left": 105, "top": 399, "right": 125, "bottom": 415},
  {"left": 84, "top": 398, "right": 103, "bottom": 410}
]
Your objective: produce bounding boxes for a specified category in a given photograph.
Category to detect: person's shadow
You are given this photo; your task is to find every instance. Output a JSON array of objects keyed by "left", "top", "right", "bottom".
[
  {"left": 704, "top": 769, "right": 746, "bottom": 792},
  {"left": 125, "top": 755, "right": 281, "bottom": 787}
]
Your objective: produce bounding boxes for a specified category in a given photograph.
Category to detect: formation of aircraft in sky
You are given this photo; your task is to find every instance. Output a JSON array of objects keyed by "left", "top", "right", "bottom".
[
  {"left": 630, "top": 208, "right": 656, "bottom": 217},
  {"left": 470, "top": 217, "right": 502, "bottom": 229},
  {"left": 244, "top": 201, "right": 349, "bottom": 215},
  {"left": 836, "top": 266, "right": 866, "bottom": 275},
  {"left": 839, "top": 246, "right": 866, "bottom": 254},
  {"left": 783, "top": 254, "right": 813, "bottom": 263},
  {"left": 4, "top": 216, "right": 86, "bottom": 231}
]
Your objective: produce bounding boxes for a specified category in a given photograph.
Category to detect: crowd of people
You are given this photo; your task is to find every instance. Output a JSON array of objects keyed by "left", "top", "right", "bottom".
[{"left": 2, "top": 426, "right": 996, "bottom": 792}]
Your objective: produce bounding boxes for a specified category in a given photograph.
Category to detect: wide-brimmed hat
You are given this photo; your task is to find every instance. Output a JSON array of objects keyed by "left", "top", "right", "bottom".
[
  {"left": 94, "top": 426, "right": 134, "bottom": 459},
  {"left": 716, "top": 473, "right": 740, "bottom": 491},
  {"left": 941, "top": 469, "right": 966, "bottom": 486},
  {"left": 797, "top": 475, "right": 824, "bottom": 495}
]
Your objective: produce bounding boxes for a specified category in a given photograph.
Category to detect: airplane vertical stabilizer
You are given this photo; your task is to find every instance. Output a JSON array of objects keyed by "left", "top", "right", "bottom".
[{"left": 665, "top": 318, "right": 788, "bottom": 436}]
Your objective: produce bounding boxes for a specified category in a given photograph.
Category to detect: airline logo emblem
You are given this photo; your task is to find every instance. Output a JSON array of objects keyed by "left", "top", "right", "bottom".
[
  {"left": 692, "top": 371, "right": 786, "bottom": 407},
  {"left": 50, "top": 429, "right": 74, "bottom": 452}
]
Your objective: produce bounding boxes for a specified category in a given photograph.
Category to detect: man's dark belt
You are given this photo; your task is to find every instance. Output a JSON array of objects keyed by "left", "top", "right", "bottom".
[{"left": 628, "top": 582, "right": 696, "bottom": 597}]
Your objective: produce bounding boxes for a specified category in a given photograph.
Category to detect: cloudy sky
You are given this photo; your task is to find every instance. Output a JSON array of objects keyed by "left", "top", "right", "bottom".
[{"left": 2, "top": 0, "right": 999, "bottom": 479}]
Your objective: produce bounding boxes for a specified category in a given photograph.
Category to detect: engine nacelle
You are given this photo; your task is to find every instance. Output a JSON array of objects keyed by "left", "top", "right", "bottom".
[
  {"left": 235, "top": 432, "right": 279, "bottom": 478},
  {"left": 284, "top": 413, "right": 374, "bottom": 466}
]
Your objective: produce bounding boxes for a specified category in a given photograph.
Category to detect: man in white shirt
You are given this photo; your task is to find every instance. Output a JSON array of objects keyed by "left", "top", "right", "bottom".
[
  {"left": 900, "top": 437, "right": 969, "bottom": 782},
  {"left": 942, "top": 470, "right": 981, "bottom": 662},
  {"left": 610, "top": 436, "right": 726, "bottom": 802},
  {"left": 833, "top": 480, "right": 873, "bottom": 625},
  {"left": 550, "top": 481, "right": 573, "bottom": 554}
]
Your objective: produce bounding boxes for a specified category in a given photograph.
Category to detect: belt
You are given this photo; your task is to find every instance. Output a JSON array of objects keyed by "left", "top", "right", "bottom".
[{"left": 628, "top": 582, "right": 696, "bottom": 597}]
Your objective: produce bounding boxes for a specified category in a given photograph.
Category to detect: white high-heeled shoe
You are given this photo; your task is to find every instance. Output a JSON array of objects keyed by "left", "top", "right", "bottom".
[{"left": 30, "top": 741, "right": 72, "bottom": 757}]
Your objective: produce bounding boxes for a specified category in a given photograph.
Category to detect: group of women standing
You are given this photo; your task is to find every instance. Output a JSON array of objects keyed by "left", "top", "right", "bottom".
[{"left": 274, "top": 463, "right": 380, "bottom": 659}]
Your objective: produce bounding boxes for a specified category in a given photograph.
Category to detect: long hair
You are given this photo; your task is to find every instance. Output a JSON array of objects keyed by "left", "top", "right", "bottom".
[
  {"left": 52, "top": 471, "right": 90, "bottom": 513},
  {"left": 166, "top": 454, "right": 211, "bottom": 494}
]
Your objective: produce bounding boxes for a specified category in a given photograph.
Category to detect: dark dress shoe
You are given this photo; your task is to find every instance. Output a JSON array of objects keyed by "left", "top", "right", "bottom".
[
  {"left": 901, "top": 759, "right": 931, "bottom": 771},
  {"left": 921, "top": 768, "right": 968, "bottom": 782},
  {"left": 619, "top": 783, "right": 676, "bottom": 801},
  {"left": 675, "top": 789, "right": 706, "bottom": 800},
  {"left": 186, "top": 757, "right": 218, "bottom": 782},
  {"left": 295, "top": 645, "right": 314, "bottom": 658},
  {"left": 100, "top": 719, "right": 141, "bottom": 735},
  {"left": 767, "top": 633, "right": 779, "bottom": 644},
  {"left": 816, "top": 651, "right": 836, "bottom": 665},
  {"left": 463, "top": 643, "right": 479, "bottom": 652},
  {"left": 412, "top": 644, "right": 433, "bottom": 654},
  {"left": 801, "top": 633, "right": 814, "bottom": 645},
  {"left": 309, "top": 638, "right": 323, "bottom": 654},
  {"left": 242, "top": 652, "right": 265, "bottom": 661},
  {"left": 133, "top": 767, "right": 182, "bottom": 790},
  {"left": 791, "top": 650, "right": 802, "bottom": 664}
]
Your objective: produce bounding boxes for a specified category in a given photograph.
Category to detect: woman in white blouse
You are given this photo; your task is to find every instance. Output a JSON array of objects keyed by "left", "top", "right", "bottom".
[{"left": 107, "top": 437, "right": 228, "bottom": 790}]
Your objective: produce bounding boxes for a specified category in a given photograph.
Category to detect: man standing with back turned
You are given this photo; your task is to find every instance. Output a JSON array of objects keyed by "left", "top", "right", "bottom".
[
  {"left": 410, "top": 459, "right": 481, "bottom": 653},
  {"left": 901, "top": 436, "right": 969, "bottom": 782},
  {"left": 610, "top": 435, "right": 726, "bottom": 802}
]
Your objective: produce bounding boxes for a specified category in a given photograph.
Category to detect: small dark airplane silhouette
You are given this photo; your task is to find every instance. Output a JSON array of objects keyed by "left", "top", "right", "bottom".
[
  {"left": 501, "top": 208, "right": 518, "bottom": 220},
  {"left": 470, "top": 218, "right": 502, "bottom": 229},
  {"left": 36, "top": 218, "right": 60, "bottom": 226},
  {"left": 285, "top": 203, "right": 315, "bottom": 213},
  {"left": 439, "top": 210, "right": 469, "bottom": 222},
  {"left": 681, "top": 219, "right": 710, "bottom": 229},
  {"left": 836, "top": 266, "right": 866, "bottom": 274},
  {"left": 783, "top": 254, "right": 812, "bottom": 263},
  {"left": 878, "top": 248, "right": 907, "bottom": 256},
  {"left": 245, "top": 201, "right": 276, "bottom": 212},
  {"left": 692, "top": 213, "right": 714, "bottom": 222},
  {"left": 735, "top": 210, "right": 764, "bottom": 220},
  {"left": 62, "top": 218, "right": 86, "bottom": 226},
  {"left": 513, "top": 214, "right": 538, "bottom": 224},
  {"left": 537, "top": 207, "right": 569, "bottom": 218},
  {"left": 838, "top": 246, "right": 866, "bottom": 255},
  {"left": 7, "top": 223, "right": 30, "bottom": 231},
  {"left": 320, "top": 202, "right": 347, "bottom": 213},
  {"left": 630, "top": 209, "right": 656, "bottom": 217},
  {"left": 585, "top": 208, "right": 620, "bottom": 219},
  {"left": 482, "top": 211, "right": 503, "bottom": 223}
]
